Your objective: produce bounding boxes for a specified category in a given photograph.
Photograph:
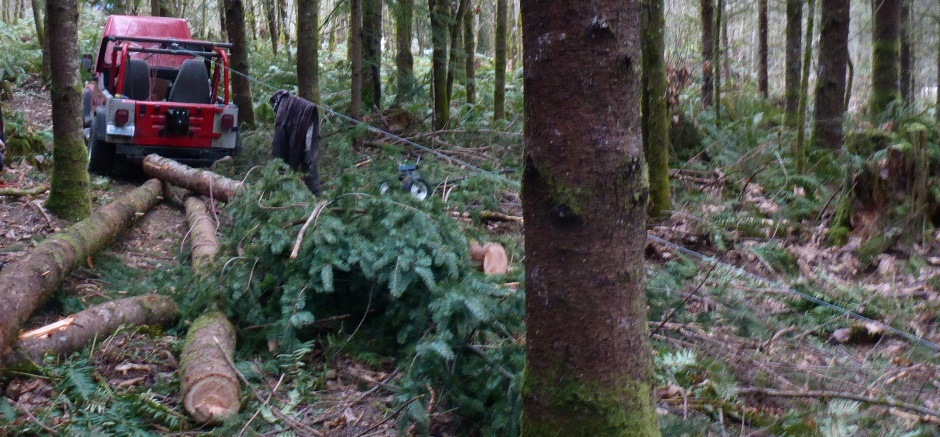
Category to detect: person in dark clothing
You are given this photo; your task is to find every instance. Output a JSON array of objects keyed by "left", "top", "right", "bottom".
[{"left": 270, "top": 90, "right": 321, "bottom": 194}]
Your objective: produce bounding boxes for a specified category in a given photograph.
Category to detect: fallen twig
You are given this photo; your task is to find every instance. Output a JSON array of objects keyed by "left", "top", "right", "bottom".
[
  {"left": 0, "top": 185, "right": 48, "bottom": 197},
  {"left": 15, "top": 400, "right": 58, "bottom": 435},
  {"left": 736, "top": 386, "right": 940, "bottom": 422},
  {"left": 291, "top": 200, "right": 330, "bottom": 260}
]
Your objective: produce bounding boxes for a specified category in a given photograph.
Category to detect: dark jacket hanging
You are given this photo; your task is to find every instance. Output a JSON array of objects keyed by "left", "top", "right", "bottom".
[{"left": 271, "top": 90, "right": 321, "bottom": 194}]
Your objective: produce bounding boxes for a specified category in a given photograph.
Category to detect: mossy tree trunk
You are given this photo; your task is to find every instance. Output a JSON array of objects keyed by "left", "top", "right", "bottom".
[
  {"left": 898, "top": 0, "right": 912, "bottom": 105},
  {"left": 869, "top": 0, "right": 900, "bottom": 116},
  {"left": 642, "top": 0, "right": 671, "bottom": 218},
  {"left": 758, "top": 0, "right": 768, "bottom": 98},
  {"left": 519, "top": 0, "right": 659, "bottom": 434},
  {"left": 0, "top": 179, "right": 163, "bottom": 365},
  {"left": 810, "top": 0, "right": 850, "bottom": 150},
  {"left": 297, "top": 0, "right": 320, "bottom": 104},
  {"left": 44, "top": 0, "right": 90, "bottom": 221},
  {"left": 394, "top": 0, "right": 415, "bottom": 101},
  {"left": 784, "top": 0, "right": 802, "bottom": 127},
  {"left": 224, "top": 0, "right": 256, "bottom": 127},
  {"left": 493, "top": 0, "right": 506, "bottom": 120},
  {"left": 464, "top": 4, "right": 476, "bottom": 104},
  {"left": 700, "top": 0, "right": 714, "bottom": 107},
  {"left": 429, "top": 0, "right": 450, "bottom": 129},
  {"left": 362, "top": 0, "right": 382, "bottom": 110},
  {"left": 794, "top": 0, "right": 816, "bottom": 174}
]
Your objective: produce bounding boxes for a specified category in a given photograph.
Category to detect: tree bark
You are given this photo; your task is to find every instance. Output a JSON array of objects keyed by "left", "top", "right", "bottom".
[
  {"left": 712, "top": 0, "right": 722, "bottom": 121},
  {"left": 44, "top": 0, "right": 90, "bottom": 221},
  {"left": 794, "top": 0, "right": 816, "bottom": 174},
  {"left": 463, "top": 3, "right": 476, "bottom": 104},
  {"left": 492, "top": 0, "right": 506, "bottom": 120},
  {"left": 0, "top": 179, "right": 163, "bottom": 364},
  {"left": 4, "top": 295, "right": 178, "bottom": 368},
  {"left": 265, "top": 0, "right": 280, "bottom": 53},
  {"left": 429, "top": 0, "right": 450, "bottom": 129},
  {"left": 898, "top": 0, "right": 911, "bottom": 105},
  {"left": 180, "top": 311, "right": 240, "bottom": 424},
  {"left": 758, "top": 0, "right": 768, "bottom": 98},
  {"left": 297, "top": 0, "right": 320, "bottom": 103},
  {"left": 361, "top": 0, "right": 382, "bottom": 110},
  {"left": 143, "top": 154, "right": 244, "bottom": 203},
  {"left": 394, "top": 0, "right": 415, "bottom": 101},
  {"left": 642, "top": 0, "right": 670, "bottom": 217},
  {"left": 184, "top": 193, "right": 220, "bottom": 274},
  {"left": 784, "top": 0, "right": 802, "bottom": 127},
  {"left": 870, "top": 0, "right": 901, "bottom": 115},
  {"left": 350, "top": 0, "right": 363, "bottom": 122},
  {"left": 446, "top": 0, "right": 470, "bottom": 104},
  {"left": 937, "top": 19, "right": 940, "bottom": 123},
  {"left": 811, "top": 0, "right": 850, "bottom": 150},
  {"left": 520, "top": 0, "right": 659, "bottom": 433},
  {"left": 700, "top": 0, "right": 714, "bottom": 107},
  {"left": 224, "top": 0, "right": 256, "bottom": 127}
]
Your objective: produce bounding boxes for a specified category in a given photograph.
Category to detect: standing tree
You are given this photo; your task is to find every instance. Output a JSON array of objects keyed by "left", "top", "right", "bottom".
[
  {"left": 811, "top": 0, "right": 850, "bottom": 150},
  {"left": 899, "top": 0, "right": 912, "bottom": 105},
  {"left": 642, "top": 0, "right": 670, "bottom": 217},
  {"left": 446, "top": 0, "right": 470, "bottom": 102},
  {"left": 224, "top": 0, "right": 256, "bottom": 127},
  {"left": 794, "top": 0, "right": 816, "bottom": 174},
  {"left": 493, "top": 0, "right": 506, "bottom": 120},
  {"left": 758, "top": 0, "right": 768, "bottom": 97},
  {"left": 464, "top": 3, "right": 477, "bottom": 104},
  {"left": 350, "top": 0, "right": 363, "bottom": 122},
  {"left": 519, "top": 0, "right": 659, "bottom": 433},
  {"left": 297, "top": 0, "right": 320, "bottom": 103},
  {"left": 429, "top": 0, "right": 450, "bottom": 129},
  {"left": 700, "top": 0, "right": 714, "bottom": 106},
  {"left": 362, "top": 0, "right": 382, "bottom": 110},
  {"left": 870, "top": 0, "right": 901, "bottom": 115},
  {"left": 712, "top": 0, "right": 723, "bottom": 120},
  {"left": 44, "top": 0, "right": 90, "bottom": 220},
  {"left": 395, "top": 0, "right": 415, "bottom": 101},
  {"left": 784, "top": 0, "right": 802, "bottom": 127}
]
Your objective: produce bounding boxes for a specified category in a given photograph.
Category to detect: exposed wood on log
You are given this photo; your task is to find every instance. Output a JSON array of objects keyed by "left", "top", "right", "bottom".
[
  {"left": 469, "top": 241, "right": 509, "bottom": 275},
  {"left": 0, "top": 185, "right": 48, "bottom": 197},
  {"left": 143, "top": 154, "right": 244, "bottom": 203},
  {"left": 180, "top": 311, "right": 241, "bottom": 424},
  {"left": 183, "top": 193, "right": 220, "bottom": 274},
  {"left": 0, "top": 179, "right": 163, "bottom": 366},
  {"left": 4, "top": 295, "right": 178, "bottom": 368},
  {"left": 450, "top": 210, "right": 523, "bottom": 223}
]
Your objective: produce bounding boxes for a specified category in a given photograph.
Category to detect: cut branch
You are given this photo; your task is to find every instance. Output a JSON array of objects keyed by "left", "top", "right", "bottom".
[
  {"left": 143, "top": 154, "right": 244, "bottom": 203},
  {"left": 0, "top": 179, "right": 163, "bottom": 366},
  {"left": 4, "top": 295, "right": 178, "bottom": 368},
  {"left": 180, "top": 311, "right": 241, "bottom": 424},
  {"left": 183, "top": 193, "right": 220, "bottom": 274}
]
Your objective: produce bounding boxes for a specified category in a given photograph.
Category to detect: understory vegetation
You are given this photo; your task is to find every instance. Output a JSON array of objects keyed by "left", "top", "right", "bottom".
[{"left": 4, "top": 6, "right": 940, "bottom": 436}]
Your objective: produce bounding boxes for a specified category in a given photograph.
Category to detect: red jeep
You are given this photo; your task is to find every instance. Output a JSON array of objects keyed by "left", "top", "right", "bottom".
[{"left": 82, "top": 15, "right": 239, "bottom": 174}]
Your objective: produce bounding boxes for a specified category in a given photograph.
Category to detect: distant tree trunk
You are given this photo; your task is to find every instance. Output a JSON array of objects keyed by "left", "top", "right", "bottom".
[
  {"left": 297, "top": 0, "right": 320, "bottom": 103},
  {"left": 794, "top": 0, "right": 816, "bottom": 174},
  {"left": 395, "top": 0, "right": 415, "bottom": 101},
  {"left": 225, "top": 0, "right": 256, "bottom": 127},
  {"left": 218, "top": 0, "right": 227, "bottom": 39},
  {"left": 642, "top": 0, "right": 670, "bottom": 217},
  {"left": 362, "top": 0, "right": 382, "bottom": 111},
  {"left": 477, "top": 0, "right": 492, "bottom": 55},
  {"left": 45, "top": 0, "right": 90, "bottom": 221},
  {"left": 784, "top": 0, "right": 802, "bottom": 127},
  {"left": 265, "top": 0, "right": 279, "bottom": 53},
  {"left": 520, "top": 0, "right": 660, "bottom": 433},
  {"left": 429, "top": 0, "right": 449, "bottom": 129},
  {"left": 31, "top": 0, "right": 49, "bottom": 78},
  {"left": 937, "top": 20, "right": 940, "bottom": 123},
  {"left": 899, "top": 0, "right": 911, "bottom": 105},
  {"left": 700, "top": 0, "right": 714, "bottom": 107},
  {"left": 464, "top": 4, "right": 476, "bottom": 104},
  {"left": 493, "top": 0, "right": 506, "bottom": 120},
  {"left": 446, "top": 0, "right": 469, "bottom": 103},
  {"left": 350, "top": 0, "right": 363, "bottom": 123},
  {"left": 713, "top": 0, "right": 722, "bottom": 121},
  {"left": 150, "top": 0, "right": 160, "bottom": 15},
  {"left": 870, "top": 0, "right": 900, "bottom": 115},
  {"left": 758, "top": 0, "right": 768, "bottom": 97},
  {"left": 845, "top": 57, "right": 854, "bottom": 111},
  {"left": 278, "top": 0, "right": 292, "bottom": 61},
  {"left": 811, "top": 0, "right": 850, "bottom": 150}
]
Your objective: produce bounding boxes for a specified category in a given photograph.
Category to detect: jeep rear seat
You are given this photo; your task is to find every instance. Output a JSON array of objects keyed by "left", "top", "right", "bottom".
[
  {"left": 121, "top": 59, "right": 151, "bottom": 100},
  {"left": 168, "top": 59, "right": 211, "bottom": 104}
]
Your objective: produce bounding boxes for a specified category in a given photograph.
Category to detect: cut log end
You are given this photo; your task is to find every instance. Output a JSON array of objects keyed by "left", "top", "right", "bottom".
[
  {"left": 184, "top": 374, "right": 241, "bottom": 424},
  {"left": 469, "top": 241, "right": 509, "bottom": 275}
]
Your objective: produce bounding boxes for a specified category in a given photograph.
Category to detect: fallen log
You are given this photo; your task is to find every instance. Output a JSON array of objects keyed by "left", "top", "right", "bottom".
[
  {"left": 143, "top": 154, "right": 244, "bottom": 203},
  {"left": 0, "top": 185, "right": 48, "bottom": 197},
  {"left": 469, "top": 241, "right": 509, "bottom": 275},
  {"left": 3, "top": 295, "right": 178, "bottom": 368},
  {"left": 0, "top": 179, "right": 163, "bottom": 365},
  {"left": 180, "top": 311, "right": 241, "bottom": 424},
  {"left": 183, "top": 193, "right": 220, "bottom": 274}
]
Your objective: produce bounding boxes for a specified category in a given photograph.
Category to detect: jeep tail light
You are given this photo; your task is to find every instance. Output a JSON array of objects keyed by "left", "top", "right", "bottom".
[
  {"left": 115, "top": 109, "right": 129, "bottom": 126},
  {"left": 221, "top": 114, "right": 235, "bottom": 130}
]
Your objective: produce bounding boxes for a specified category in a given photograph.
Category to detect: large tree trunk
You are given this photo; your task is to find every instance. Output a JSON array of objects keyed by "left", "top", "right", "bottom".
[
  {"left": 297, "top": 0, "right": 320, "bottom": 103},
  {"left": 463, "top": 4, "right": 476, "bottom": 104},
  {"left": 446, "top": 0, "right": 470, "bottom": 104},
  {"left": 811, "top": 0, "right": 850, "bottom": 150},
  {"left": 361, "top": 0, "right": 382, "bottom": 110},
  {"left": 350, "top": 0, "right": 363, "bottom": 122},
  {"left": 758, "top": 0, "right": 768, "bottom": 98},
  {"left": 700, "top": 0, "right": 714, "bottom": 107},
  {"left": 224, "top": 0, "right": 256, "bottom": 127},
  {"left": 394, "top": 0, "right": 415, "bottom": 101},
  {"left": 143, "top": 154, "right": 244, "bottom": 203},
  {"left": 794, "top": 0, "right": 816, "bottom": 174},
  {"left": 184, "top": 194, "right": 220, "bottom": 274},
  {"left": 0, "top": 179, "right": 163, "bottom": 364},
  {"left": 784, "top": 0, "right": 802, "bottom": 127},
  {"left": 519, "top": 0, "right": 659, "bottom": 433},
  {"left": 642, "top": 0, "right": 670, "bottom": 217},
  {"left": 429, "top": 0, "right": 450, "bottom": 129},
  {"left": 899, "top": 0, "right": 911, "bottom": 105},
  {"left": 492, "top": 0, "right": 506, "bottom": 120},
  {"left": 4, "top": 295, "right": 178, "bottom": 368},
  {"left": 44, "top": 0, "right": 90, "bottom": 221},
  {"left": 870, "top": 0, "right": 901, "bottom": 115},
  {"left": 265, "top": 0, "right": 279, "bottom": 53},
  {"left": 180, "top": 311, "right": 241, "bottom": 424}
]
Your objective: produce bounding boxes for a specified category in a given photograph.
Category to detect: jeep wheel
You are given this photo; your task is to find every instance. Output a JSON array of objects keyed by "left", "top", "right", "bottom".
[{"left": 87, "top": 124, "right": 115, "bottom": 175}]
